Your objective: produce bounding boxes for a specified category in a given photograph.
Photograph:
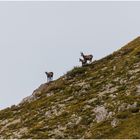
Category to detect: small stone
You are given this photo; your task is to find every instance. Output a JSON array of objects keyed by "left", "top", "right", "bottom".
[
  {"left": 118, "top": 103, "right": 128, "bottom": 111},
  {"left": 87, "top": 98, "right": 97, "bottom": 104},
  {"left": 111, "top": 118, "right": 119, "bottom": 127},
  {"left": 93, "top": 106, "right": 108, "bottom": 123},
  {"left": 136, "top": 85, "right": 140, "bottom": 95},
  {"left": 113, "top": 66, "right": 116, "bottom": 71},
  {"left": 127, "top": 102, "right": 137, "bottom": 109}
]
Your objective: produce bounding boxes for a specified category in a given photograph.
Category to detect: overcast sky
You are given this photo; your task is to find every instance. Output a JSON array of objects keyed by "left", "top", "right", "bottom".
[{"left": 0, "top": 1, "right": 140, "bottom": 109}]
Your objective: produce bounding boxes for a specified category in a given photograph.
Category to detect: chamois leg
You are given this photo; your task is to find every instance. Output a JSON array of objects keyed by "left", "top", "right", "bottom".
[
  {"left": 50, "top": 77, "right": 53, "bottom": 81},
  {"left": 89, "top": 58, "right": 92, "bottom": 64},
  {"left": 90, "top": 60, "right": 92, "bottom": 63},
  {"left": 47, "top": 77, "right": 50, "bottom": 83}
]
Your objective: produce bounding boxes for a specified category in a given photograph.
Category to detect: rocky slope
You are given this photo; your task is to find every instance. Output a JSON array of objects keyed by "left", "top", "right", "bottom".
[{"left": 0, "top": 37, "right": 140, "bottom": 139}]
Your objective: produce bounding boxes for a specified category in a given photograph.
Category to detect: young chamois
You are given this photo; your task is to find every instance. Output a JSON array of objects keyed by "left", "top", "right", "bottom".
[
  {"left": 81, "top": 52, "right": 93, "bottom": 63},
  {"left": 79, "top": 58, "right": 87, "bottom": 66},
  {"left": 45, "top": 72, "right": 54, "bottom": 83}
]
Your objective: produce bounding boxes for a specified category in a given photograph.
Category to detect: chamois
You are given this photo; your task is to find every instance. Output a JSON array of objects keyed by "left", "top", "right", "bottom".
[
  {"left": 45, "top": 72, "right": 54, "bottom": 82},
  {"left": 81, "top": 52, "right": 93, "bottom": 63},
  {"left": 79, "top": 58, "right": 87, "bottom": 66}
]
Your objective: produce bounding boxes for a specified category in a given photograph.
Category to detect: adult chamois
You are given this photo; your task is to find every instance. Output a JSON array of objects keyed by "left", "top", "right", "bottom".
[
  {"left": 81, "top": 52, "right": 93, "bottom": 63},
  {"left": 45, "top": 72, "right": 54, "bottom": 83}
]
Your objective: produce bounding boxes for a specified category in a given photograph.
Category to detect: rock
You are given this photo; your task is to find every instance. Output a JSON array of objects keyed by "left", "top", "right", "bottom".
[
  {"left": 49, "top": 125, "right": 66, "bottom": 138},
  {"left": 0, "top": 119, "right": 21, "bottom": 133},
  {"left": 0, "top": 119, "right": 9, "bottom": 125},
  {"left": 76, "top": 81, "right": 86, "bottom": 87},
  {"left": 46, "top": 92, "right": 54, "bottom": 97},
  {"left": 100, "top": 76, "right": 104, "bottom": 79},
  {"left": 133, "top": 62, "right": 140, "bottom": 68},
  {"left": 101, "top": 67, "right": 108, "bottom": 71},
  {"left": 129, "top": 75, "right": 136, "bottom": 80},
  {"left": 98, "top": 86, "right": 118, "bottom": 98},
  {"left": 119, "top": 79, "right": 127, "bottom": 84},
  {"left": 62, "top": 96, "right": 74, "bottom": 103},
  {"left": 45, "top": 110, "right": 52, "bottom": 118},
  {"left": 12, "top": 127, "right": 28, "bottom": 138},
  {"left": 114, "top": 77, "right": 121, "bottom": 82},
  {"left": 76, "top": 117, "right": 82, "bottom": 125},
  {"left": 127, "top": 102, "right": 137, "bottom": 109},
  {"left": 83, "top": 105, "right": 92, "bottom": 110},
  {"left": 67, "top": 114, "right": 82, "bottom": 127},
  {"left": 107, "top": 112, "right": 114, "bottom": 119},
  {"left": 128, "top": 68, "right": 140, "bottom": 75},
  {"left": 109, "top": 94, "right": 116, "bottom": 99},
  {"left": 84, "top": 131, "right": 92, "bottom": 138},
  {"left": 45, "top": 104, "right": 66, "bottom": 119},
  {"left": 20, "top": 91, "right": 41, "bottom": 104},
  {"left": 93, "top": 106, "right": 108, "bottom": 123},
  {"left": 87, "top": 98, "right": 97, "bottom": 104},
  {"left": 87, "top": 77, "right": 94, "bottom": 81},
  {"left": 111, "top": 118, "right": 119, "bottom": 127},
  {"left": 126, "top": 91, "right": 131, "bottom": 96},
  {"left": 82, "top": 84, "right": 90, "bottom": 90},
  {"left": 136, "top": 85, "right": 140, "bottom": 95},
  {"left": 113, "top": 66, "right": 116, "bottom": 71},
  {"left": 118, "top": 103, "right": 128, "bottom": 111}
]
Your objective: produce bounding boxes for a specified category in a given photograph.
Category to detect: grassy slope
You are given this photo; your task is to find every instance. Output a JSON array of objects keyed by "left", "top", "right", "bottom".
[{"left": 0, "top": 37, "right": 140, "bottom": 138}]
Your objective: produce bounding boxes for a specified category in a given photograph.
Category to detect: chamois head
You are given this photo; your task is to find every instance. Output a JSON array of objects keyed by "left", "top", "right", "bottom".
[
  {"left": 45, "top": 72, "right": 48, "bottom": 75},
  {"left": 45, "top": 71, "right": 54, "bottom": 83},
  {"left": 45, "top": 72, "right": 53, "bottom": 77}
]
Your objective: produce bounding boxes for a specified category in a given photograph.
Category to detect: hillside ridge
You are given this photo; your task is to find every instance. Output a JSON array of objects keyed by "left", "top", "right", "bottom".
[{"left": 0, "top": 37, "right": 140, "bottom": 139}]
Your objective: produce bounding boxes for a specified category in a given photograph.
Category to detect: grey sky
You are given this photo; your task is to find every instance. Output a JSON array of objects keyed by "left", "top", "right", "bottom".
[{"left": 0, "top": 1, "right": 140, "bottom": 109}]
